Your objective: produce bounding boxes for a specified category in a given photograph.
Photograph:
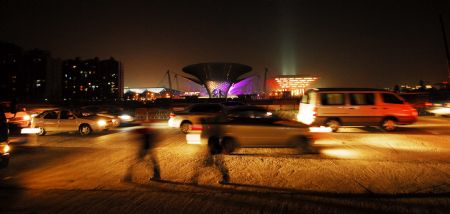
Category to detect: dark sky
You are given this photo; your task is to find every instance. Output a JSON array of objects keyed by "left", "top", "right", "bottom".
[{"left": 1, "top": 0, "right": 450, "bottom": 89}]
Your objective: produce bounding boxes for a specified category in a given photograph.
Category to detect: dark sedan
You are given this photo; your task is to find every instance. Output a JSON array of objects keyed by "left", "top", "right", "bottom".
[{"left": 196, "top": 106, "right": 317, "bottom": 154}]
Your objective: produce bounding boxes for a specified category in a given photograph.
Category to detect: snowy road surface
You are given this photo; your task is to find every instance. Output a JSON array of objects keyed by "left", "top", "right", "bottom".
[{"left": 0, "top": 116, "right": 449, "bottom": 213}]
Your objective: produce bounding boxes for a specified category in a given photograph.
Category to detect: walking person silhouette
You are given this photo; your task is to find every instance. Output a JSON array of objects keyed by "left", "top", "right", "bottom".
[
  {"left": 191, "top": 118, "right": 229, "bottom": 184},
  {"left": 123, "top": 126, "right": 160, "bottom": 182}
]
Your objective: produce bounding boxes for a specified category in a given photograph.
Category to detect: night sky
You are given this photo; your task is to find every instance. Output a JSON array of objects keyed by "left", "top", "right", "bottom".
[{"left": 1, "top": 0, "right": 450, "bottom": 90}]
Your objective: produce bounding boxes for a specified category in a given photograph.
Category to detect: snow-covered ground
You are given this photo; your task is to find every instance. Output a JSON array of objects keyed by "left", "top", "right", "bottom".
[{"left": 1, "top": 116, "right": 449, "bottom": 213}]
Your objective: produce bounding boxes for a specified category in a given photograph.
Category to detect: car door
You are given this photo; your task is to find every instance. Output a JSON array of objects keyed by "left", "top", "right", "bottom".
[
  {"left": 40, "top": 111, "right": 59, "bottom": 131},
  {"left": 379, "top": 93, "right": 407, "bottom": 118},
  {"left": 58, "top": 110, "right": 78, "bottom": 132},
  {"left": 222, "top": 114, "right": 288, "bottom": 147},
  {"left": 318, "top": 92, "right": 349, "bottom": 124},
  {"left": 347, "top": 92, "right": 381, "bottom": 126}
]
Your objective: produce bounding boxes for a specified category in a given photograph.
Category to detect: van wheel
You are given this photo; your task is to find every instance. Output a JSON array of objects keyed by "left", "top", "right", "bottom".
[
  {"left": 381, "top": 118, "right": 397, "bottom": 131},
  {"left": 221, "top": 138, "right": 237, "bottom": 154},
  {"left": 180, "top": 121, "right": 192, "bottom": 134},
  {"left": 326, "top": 119, "right": 340, "bottom": 132},
  {"left": 79, "top": 124, "right": 92, "bottom": 135},
  {"left": 36, "top": 127, "right": 46, "bottom": 136}
]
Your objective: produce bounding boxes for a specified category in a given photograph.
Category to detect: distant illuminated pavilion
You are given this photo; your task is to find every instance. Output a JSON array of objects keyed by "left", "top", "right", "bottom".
[
  {"left": 273, "top": 75, "right": 318, "bottom": 96},
  {"left": 182, "top": 63, "right": 252, "bottom": 98}
]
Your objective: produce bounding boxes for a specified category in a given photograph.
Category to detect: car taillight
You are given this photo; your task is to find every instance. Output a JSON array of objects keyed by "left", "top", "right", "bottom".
[
  {"left": 169, "top": 113, "right": 176, "bottom": 118},
  {"left": 191, "top": 124, "right": 203, "bottom": 131}
]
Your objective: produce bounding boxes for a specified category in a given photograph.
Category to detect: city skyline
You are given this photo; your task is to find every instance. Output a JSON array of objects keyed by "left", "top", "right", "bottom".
[{"left": 1, "top": 0, "right": 450, "bottom": 89}]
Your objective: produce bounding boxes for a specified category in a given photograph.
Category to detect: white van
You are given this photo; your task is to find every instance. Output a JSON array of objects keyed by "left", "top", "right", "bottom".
[{"left": 297, "top": 88, "right": 418, "bottom": 132}]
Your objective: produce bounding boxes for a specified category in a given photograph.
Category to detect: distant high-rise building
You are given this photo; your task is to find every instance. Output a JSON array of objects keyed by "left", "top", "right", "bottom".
[
  {"left": 0, "top": 42, "right": 23, "bottom": 101},
  {"left": 62, "top": 57, "right": 124, "bottom": 101},
  {"left": 0, "top": 42, "right": 61, "bottom": 102}
]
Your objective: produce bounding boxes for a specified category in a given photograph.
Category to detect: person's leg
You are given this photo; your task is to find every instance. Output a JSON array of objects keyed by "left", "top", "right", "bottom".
[
  {"left": 149, "top": 151, "right": 161, "bottom": 180},
  {"left": 123, "top": 158, "right": 138, "bottom": 182},
  {"left": 214, "top": 155, "right": 229, "bottom": 184}
]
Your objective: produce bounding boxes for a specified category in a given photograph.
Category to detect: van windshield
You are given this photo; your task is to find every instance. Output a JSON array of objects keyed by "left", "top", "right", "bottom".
[{"left": 382, "top": 93, "right": 404, "bottom": 104}]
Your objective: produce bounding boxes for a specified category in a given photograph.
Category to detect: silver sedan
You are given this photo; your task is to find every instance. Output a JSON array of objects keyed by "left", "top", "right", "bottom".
[{"left": 31, "top": 109, "right": 118, "bottom": 135}]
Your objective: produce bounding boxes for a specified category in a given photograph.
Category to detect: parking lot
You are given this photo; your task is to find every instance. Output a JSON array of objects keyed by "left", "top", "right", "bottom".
[{"left": 0, "top": 116, "right": 449, "bottom": 213}]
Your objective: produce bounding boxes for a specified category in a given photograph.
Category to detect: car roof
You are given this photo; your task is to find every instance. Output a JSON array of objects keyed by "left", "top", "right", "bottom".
[{"left": 227, "top": 105, "right": 266, "bottom": 111}]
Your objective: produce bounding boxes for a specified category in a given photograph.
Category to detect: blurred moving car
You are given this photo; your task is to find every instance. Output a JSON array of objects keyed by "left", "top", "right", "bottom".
[
  {"left": 81, "top": 105, "right": 134, "bottom": 125},
  {"left": 298, "top": 88, "right": 418, "bottom": 132},
  {"left": 1, "top": 102, "right": 31, "bottom": 130},
  {"left": 221, "top": 101, "right": 246, "bottom": 107},
  {"left": 0, "top": 106, "right": 10, "bottom": 168},
  {"left": 31, "top": 109, "right": 117, "bottom": 135},
  {"left": 426, "top": 101, "right": 450, "bottom": 116},
  {"left": 168, "top": 103, "right": 226, "bottom": 134},
  {"left": 195, "top": 106, "right": 315, "bottom": 154}
]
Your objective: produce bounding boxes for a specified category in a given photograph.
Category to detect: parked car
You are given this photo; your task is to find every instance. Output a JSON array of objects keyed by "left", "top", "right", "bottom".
[
  {"left": 297, "top": 88, "right": 418, "bottom": 132},
  {"left": 0, "top": 106, "right": 10, "bottom": 168},
  {"left": 168, "top": 103, "right": 227, "bottom": 134},
  {"left": 195, "top": 106, "right": 315, "bottom": 154},
  {"left": 31, "top": 109, "right": 118, "bottom": 135}
]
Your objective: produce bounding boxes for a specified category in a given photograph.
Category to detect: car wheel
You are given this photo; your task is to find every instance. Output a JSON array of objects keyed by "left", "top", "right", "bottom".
[
  {"left": 79, "top": 124, "right": 93, "bottom": 135},
  {"left": 325, "top": 119, "right": 340, "bottom": 132},
  {"left": 381, "top": 118, "right": 397, "bottom": 131},
  {"left": 180, "top": 121, "right": 192, "bottom": 134},
  {"left": 208, "top": 137, "right": 222, "bottom": 155},
  {"left": 221, "top": 138, "right": 237, "bottom": 154},
  {"left": 36, "top": 127, "right": 46, "bottom": 136}
]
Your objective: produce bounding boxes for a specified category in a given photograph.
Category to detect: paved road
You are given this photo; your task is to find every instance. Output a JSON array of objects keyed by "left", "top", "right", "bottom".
[{"left": 0, "top": 117, "right": 449, "bottom": 213}]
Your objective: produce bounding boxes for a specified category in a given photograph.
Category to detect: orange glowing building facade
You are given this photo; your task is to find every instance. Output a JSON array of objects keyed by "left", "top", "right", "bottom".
[{"left": 272, "top": 75, "right": 318, "bottom": 96}]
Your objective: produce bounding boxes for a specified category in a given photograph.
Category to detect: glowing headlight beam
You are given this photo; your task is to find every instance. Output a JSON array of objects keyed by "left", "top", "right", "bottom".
[
  {"left": 97, "top": 120, "right": 107, "bottom": 126},
  {"left": 3, "top": 145, "right": 10, "bottom": 153},
  {"left": 119, "top": 114, "right": 132, "bottom": 121}
]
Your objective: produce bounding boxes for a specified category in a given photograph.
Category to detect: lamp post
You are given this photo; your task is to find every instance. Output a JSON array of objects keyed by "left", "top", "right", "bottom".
[{"left": 440, "top": 13, "right": 450, "bottom": 81}]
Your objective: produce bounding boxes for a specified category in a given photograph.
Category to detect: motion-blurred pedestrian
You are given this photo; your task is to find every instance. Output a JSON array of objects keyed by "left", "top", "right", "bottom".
[
  {"left": 123, "top": 126, "right": 160, "bottom": 182},
  {"left": 191, "top": 118, "right": 229, "bottom": 184}
]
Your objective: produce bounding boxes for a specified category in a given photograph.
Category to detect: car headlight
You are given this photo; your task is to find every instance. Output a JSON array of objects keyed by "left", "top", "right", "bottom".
[
  {"left": 119, "top": 114, "right": 132, "bottom": 121},
  {"left": 23, "top": 115, "right": 31, "bottom": 121},
  {"left": 2, "top": 144, "right": 10, "bottom": 153},
  {"left": 97, "top": 119, "right": 107, "bottom": 126}
]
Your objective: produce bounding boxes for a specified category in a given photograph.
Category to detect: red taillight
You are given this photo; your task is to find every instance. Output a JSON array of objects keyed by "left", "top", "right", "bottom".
[
  {"left": 312, "top": 107, "right": 317, "bottom": 117},
  {"left": 424, "top": 102, "right": 432, "bottom": 107},
  {"left": 169, "top": 113, "right": 176, "bottom": 118},
  {"left": 191, "top": 124, "right": 203, "bottom": 131}
]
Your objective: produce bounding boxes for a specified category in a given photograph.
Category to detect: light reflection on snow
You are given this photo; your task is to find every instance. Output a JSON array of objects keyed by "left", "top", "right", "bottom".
[{"left": 321, "top": 149, "right": 361, "bottom": 159}]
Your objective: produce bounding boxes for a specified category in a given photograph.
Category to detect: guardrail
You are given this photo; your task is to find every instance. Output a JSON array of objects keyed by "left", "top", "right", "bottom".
[{"left": 134, "top": 108, "right": 171, "bottom": 121}]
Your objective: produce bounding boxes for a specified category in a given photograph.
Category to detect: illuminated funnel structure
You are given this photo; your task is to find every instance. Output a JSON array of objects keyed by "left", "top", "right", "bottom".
[{"left": 182, "top": 63, "right": 252, "bottom": 98}]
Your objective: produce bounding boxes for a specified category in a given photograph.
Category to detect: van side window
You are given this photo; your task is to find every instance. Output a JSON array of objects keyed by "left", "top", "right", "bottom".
[
  {"left": 350, "top": 93, "right": 375, "bottom": 105},
  {"left": 321, "top": 93, "right": 345, "bottom": 105},
  {"left": 382, "top": 93, "right": 404, "bottom": 104}
]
